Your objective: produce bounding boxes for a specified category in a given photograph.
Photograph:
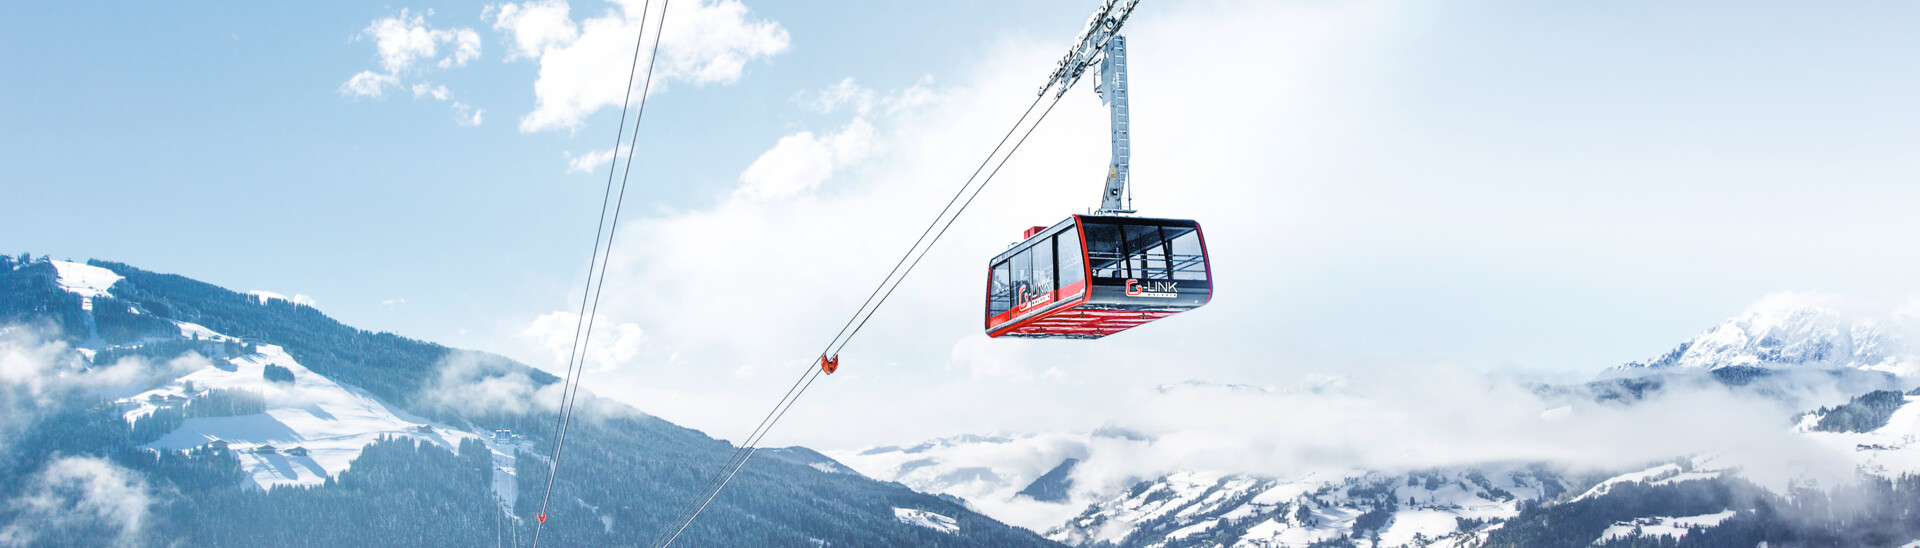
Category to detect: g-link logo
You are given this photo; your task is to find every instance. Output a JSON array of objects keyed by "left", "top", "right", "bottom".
[
  {"left": 1017, "top": 286, "right": 1055, "bottom": 312},
  {"left": 1125, "top": 279, "right": 1178, "bottom": 298}
]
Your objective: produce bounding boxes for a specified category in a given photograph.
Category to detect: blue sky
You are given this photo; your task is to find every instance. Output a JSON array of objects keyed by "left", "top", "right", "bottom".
[
  {"left": 7, "top": 1, "right": 1920, "bottom": 449},
  {"left": 0, "top": 0, "right": 1087, "bottom": 349}
]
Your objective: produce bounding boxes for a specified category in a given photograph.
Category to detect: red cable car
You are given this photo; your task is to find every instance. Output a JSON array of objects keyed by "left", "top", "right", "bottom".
[
  {"left": 985, "top": 214, "right": 1211, "bottom": 339},
  {"left": 984, "top": 29, "right": 1212, "bottom": 339}
]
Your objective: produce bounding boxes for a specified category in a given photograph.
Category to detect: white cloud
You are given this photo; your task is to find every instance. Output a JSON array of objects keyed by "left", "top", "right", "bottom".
[
  {"left": 488, "top": 0, "right": 578, "bottom": 60},
  {"left": 420, "top": 350, "right": 639, "bottom": 421},
  {"left": 947, "top": 333, "right": 1033, "bottom": 381},
  {"left": 802, "top": 76, "right": 936, "bottom": 117},
  {"left": 490, "top": 0, "right": 790, "bottom": 132},
  {"left": 519, "top": 310, "right": 646, "bottom": 372},
  {"left": 412, "top": 83, "right": 452, "bottom": 100},
  {"left": 340, "top": 8, "right": 484, "bottom": 127},
  {"left": 0, "top": 457, "right": 153, "bottom": 547},
  {"left": 339, "top": 70, "right": 399, "bottom": 98},
  {"left": 453, "top": 102, "right": 485, "bottom": 127},
  {"left": 362, "top": 9, "right": 475, "bottom": 74},
  {"left": 565, "top": 145, "right": 633, "bottom": 174},
  {"left": 442, "top": 28, "right": 484, "bottom": 69},
  {"left": 1073, "top": 370, "right": 1851, "bottom": 495},
  {"left": 1, "top": 326, "right": 208, "bottom": 419},
  {"left": 404, "top": 83, "right": 485, "bottom": 126},
  {"left": 883, "top": 76, "right": 937, "bottom": 115},
  {"left": 0, "top": 326, "right": 78, "bottom": 401},
  {"left": 806, "top": 77, "right": 876, "bottom": 115},
  {"left": 655, "top": 0, "right": 789, "bottom": 84},
  {"left": 419, "top": 351, "right": 561, "bottom": 416},
  {"left": 734, "top": 117, "right": 875, "bottom": 201}
]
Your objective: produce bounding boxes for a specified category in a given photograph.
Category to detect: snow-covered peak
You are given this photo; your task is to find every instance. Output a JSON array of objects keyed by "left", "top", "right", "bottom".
[
  {"left": 1613, "top": 294, "right": 1908, "bottom": 375},
  {"left": 50, "top": 260, "right": 122, "bottom": 298}
]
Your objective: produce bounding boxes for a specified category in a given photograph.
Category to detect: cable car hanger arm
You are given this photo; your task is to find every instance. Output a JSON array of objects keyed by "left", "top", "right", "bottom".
[
  {"left": 1040, "top": 0, "right": 1140, "bottom": 99},
  {"left": 1040, "top": 0, "right": 1141, "bottom": 214}
]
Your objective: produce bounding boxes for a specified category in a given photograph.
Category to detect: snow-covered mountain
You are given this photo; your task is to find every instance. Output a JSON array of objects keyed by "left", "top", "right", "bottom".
[
  {"left": 1609, "top": 295, "right": 1912, "bottom": 376},
  {"left": 840, "top": 296, "right": 1920, "bottom": 546},
  {"left": 839, "top": 430, "right": 1575, "bottom": 547},
  {"left": 1046, "top": 466, "right": 1567, "bottom": 547},
  {"left": 39, "top": 261, "right": 514, "bottom": 500},
  {"left": 1, "top": 257, "right": 1059, "bottom": 546},
  {"left": 1798, "top": 389, "right": 1920, "bottom": 478}
]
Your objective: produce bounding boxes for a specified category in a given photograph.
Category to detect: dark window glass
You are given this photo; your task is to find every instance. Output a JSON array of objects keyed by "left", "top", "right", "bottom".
[
  {"left": 1123, "top": 224, "right": 1169, "bottom": 280},
  {"left": 1084, "top": 222, "right": 1126, "bottom": 279},
  {"left": 1057, "top": 226, "right": 1084, "bottom": 289},
  {"left": 1166, "top": 227, "right": 1207, "bottom": 281},
  {"left": 1012, "top": 246, "right": 1033, "bottom": 310},
  {"left": 1033, "top": 240, "right": 1055, "bottom": 297},
  {"left": 989, "top": 261, "right": 1011, "bottom": 317}
]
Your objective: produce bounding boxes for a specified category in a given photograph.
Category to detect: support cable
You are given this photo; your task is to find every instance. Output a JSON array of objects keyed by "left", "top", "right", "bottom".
[
  {"left": 655, "top": 83, "right": 1076, "bottom": 548},
  {"left": 645, "top": 91, "right": 1048, "bottom": 548},
  {"left": 530, "top": 1, "right": 668, "bottom": 546}
]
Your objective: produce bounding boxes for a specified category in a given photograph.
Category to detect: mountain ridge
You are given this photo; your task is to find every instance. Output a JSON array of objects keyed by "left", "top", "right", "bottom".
[
  {"left": 1608, "top": 296, "right": 1912, "bottom": 377},
  {"left": 0, "top": 256, "right": 1060, "bottom": 546},
  {"left": 838, "top": 297, "right": 1920, "bottom": 546}
]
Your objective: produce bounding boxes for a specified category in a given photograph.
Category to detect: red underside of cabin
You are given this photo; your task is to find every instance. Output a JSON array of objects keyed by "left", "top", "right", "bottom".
[{"left": 989, "top": 300, "right": 1179, "bottom": 338}]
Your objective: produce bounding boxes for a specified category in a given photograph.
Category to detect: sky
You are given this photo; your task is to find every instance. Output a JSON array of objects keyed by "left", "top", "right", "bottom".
[{"left": 6, "top": 0, "right": 1920, "bottom": 452}]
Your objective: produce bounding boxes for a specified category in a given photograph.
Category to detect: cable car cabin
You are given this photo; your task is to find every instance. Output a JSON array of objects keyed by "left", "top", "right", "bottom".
[{"left": 986, "top": 215, "right": 1211, "bottom": 339}]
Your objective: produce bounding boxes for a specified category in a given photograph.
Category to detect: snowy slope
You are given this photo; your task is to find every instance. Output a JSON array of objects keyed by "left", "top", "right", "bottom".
[
  {"left": 1569, "top": 456, "right": 1728, "bottom": 504},
  {"left": 1597, "top": 510, "right": 1737, "bottom": 544},
  {"left": 1611, "top": 297, "right": 1910, "bottom": 375},
  {"left": 116, "top": 322, "right": 478, "bottom": 490},
  {"left": 50, "top": 260, "right": 126, "bottom": 344},
  {"left": 1047, "top": 466, "right": 1565, "bottom": 547},
  {"left": 1800, "top": 392, "right": 1920, "bottom": 478},
  {"left": 49, "top": 260, "right": 122, "bottom": 299},
  {"left": 895, "top": 508, "right": 960, "bottom": 534}
]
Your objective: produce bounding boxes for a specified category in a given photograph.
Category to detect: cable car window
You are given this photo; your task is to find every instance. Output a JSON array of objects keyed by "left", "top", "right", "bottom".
[
  {"left": 1084, "top": 222, "right": 1125, "bottom": 279},
  {"left": 1012, "top": 246, "right": 1034, "bottom": 308},
  {"left": 1032, "top": 240, "right": 1055, "bottom": 297},
  {"left": 1123, "top": 224, "right": 1169, "bottom": 280},
  {"left": 989, "top": 261, "right": 1011, "bottom": 317},
  {"left": 1057, "top": 226, "right": 1084, "bottom": 289},
  {"left": 1166, "top": 227, "right": 1207, "bottom": 281}
]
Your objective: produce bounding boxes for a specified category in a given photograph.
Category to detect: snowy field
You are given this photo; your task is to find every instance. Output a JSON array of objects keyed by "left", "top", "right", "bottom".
[{"left": 120, "top": 337, "right": 477, "bottom": 489}]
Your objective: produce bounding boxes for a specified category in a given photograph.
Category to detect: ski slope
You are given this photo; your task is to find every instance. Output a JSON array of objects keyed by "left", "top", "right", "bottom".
[
  {"left": 116, "top": 325, "right": 476, "bottom": 490},
  {"left": 50, "top": 260, "right": 122, "bottom": 299}
]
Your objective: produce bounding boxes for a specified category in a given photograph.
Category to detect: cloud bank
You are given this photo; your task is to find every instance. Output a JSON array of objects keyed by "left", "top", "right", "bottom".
[
  {"left": 0, "top": 327, "right": 181, "bottom": 547},
  {"left": 419, "top": 350, "right": 638, "bottom": 422},
  {"left": 0, "top": 456, "right": 154, "bottom": 547},
  {"left": 489, "top": 0, "right": 790, "bottom": 132}
]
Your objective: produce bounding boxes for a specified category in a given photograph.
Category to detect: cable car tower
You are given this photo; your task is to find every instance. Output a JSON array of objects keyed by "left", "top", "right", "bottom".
[{"left": 986, "top": 0, "right": 1213, "bottom": 339}]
